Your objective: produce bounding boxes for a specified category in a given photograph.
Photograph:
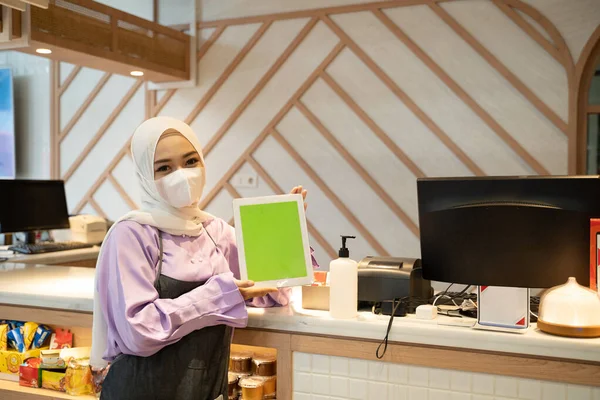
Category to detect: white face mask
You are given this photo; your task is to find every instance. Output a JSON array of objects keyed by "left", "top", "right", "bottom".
[{"left": 156, "top": 167, "right": 205, "bottom": 208}]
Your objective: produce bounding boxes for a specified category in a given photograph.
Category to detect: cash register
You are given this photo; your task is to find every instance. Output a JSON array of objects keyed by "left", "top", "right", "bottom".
[{"left": 0, "top": 179, "right": 96, "bottom": 254}]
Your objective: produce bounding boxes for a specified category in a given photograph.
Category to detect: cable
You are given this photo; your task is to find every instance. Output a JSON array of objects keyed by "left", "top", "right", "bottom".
[{"left": 376, "top": 297, "right": 407, "bottom": 359}]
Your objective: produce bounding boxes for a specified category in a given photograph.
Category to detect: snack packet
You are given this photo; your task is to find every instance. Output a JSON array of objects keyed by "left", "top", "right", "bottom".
[
  {"left": 49, "top": 329, "right": 73, "bottom": 350},
  {"left": 6, "top": 321, "right": 23, "bottom": 331},
  {"left": 41, "top": 369, "right": 66, "bottom": 392},
  {"left": 31, "top": 325, "right": 52, "bottom": 349},
  {"left": 19, "top": 357, "right": 42, "bottom": 388},
  {"left": 65, "top": 358, "right": 93, "bottom": 395},
  {"left": 0, "top": 324, "right": 8, "bottom": 351},
  {"left": 7, "top": 327, "right": 25, "bottom": 352},
  {"left": 22, "top": 322, "right": 38, "bottom": 351}
]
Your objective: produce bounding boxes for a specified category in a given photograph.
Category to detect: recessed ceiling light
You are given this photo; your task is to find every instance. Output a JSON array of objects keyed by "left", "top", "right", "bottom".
[
  {"left": 130, "top": 71, "right": 144, "bottom": 77},
  {"left": 35, "top": 48, "right": 52, "bottom": 54}
]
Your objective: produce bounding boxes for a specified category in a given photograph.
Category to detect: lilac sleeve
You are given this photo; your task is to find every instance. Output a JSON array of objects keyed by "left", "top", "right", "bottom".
[
  {"left": 217, "top": 220, "right": 320, "bottom": 308},
  {"left": 98, "top": 222, "right": 248, "bottom": 357}
]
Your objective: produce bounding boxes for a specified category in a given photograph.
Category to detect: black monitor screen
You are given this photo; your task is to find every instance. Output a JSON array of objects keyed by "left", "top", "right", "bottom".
[
  {"left": 0, "top": 179, "right": 70, "bottom": 233},
  {"left": 417, "top": 176, "right": 600, "bottom": 288}
]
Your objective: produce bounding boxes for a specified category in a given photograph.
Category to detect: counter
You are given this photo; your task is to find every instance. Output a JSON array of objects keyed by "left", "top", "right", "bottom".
[
  {"left": 0, "top": 246, "right": 100, "bottom": 267},
  {"left": 0, "top": 263, "right": 598, "bottom": 400}
]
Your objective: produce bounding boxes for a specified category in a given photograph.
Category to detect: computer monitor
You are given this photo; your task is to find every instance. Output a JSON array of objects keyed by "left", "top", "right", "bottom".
[
  {"left": 0, "top": 179, "right": 70, "bottom": 243},
  {"left": 417, "top": 176, "right": 600, "bottom": 288}
]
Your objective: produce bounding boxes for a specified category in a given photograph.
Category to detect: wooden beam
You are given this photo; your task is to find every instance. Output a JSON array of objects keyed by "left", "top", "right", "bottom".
[
  {"left": 373, "top": 10, "right": 491, "bottom": 176},
  {"left": 223, "top": 181, "right": 242, "bottom": 199},
  {"left": 322, "top": 16, "right": 498, "bottom": 177},
  {"left": 203, "top": 17, "right": 319, "bottom": 157},
  {"left": 503, "top": 0, "right": 574, "bottom": 77},
  {"left": 429, "top": 3, "right": 568, "bottom": 137},
  {"left": 10, "top": 8, "right": 20, "bottom": 38},
  {"left": 246, "top": 155, "right": 337, "bottom": 259},
  {"left": 185, "top": 22, "right": 272, "bottom": 125},
  {"left": 197, "top": 26, "right": 226, "bottom": 61},
  {"left": 21, "top": 0, "right": 48, "bottom": 8},
  {"left": 152, "top": 89, "right": 176, "bottom": 116},
  {"left": 199, "top": 42, "right": 344, "bottom": 210},
  {"left": 152, "top": 0, "right": 158, "bottom": 23},
  {"left": 58, "top": 65, "right": 82, "bottom": 97},
  {"left": 49, "top": 60, "right": 60, "bottom": 179},
  {"left": 296, "top": 98, "right": 420, "bottom": 238},
  {"left": 0, "top": 0, "right": 25, "bottom": 12},
  {"left": 62, "top": 80, "right": 143, "bottom": 182},
  {"left": 73, "top": 144, "right": 130, "bottom": 214},
  {"left": 492, "top": 0, "right": 562, "bottom": 64},
  {"left": 108, "top": 173, "right": 139, "bottom": 210},
  {"left": 272, "top": 129, "right": 389, "bottom": 256},
  {"left": 197, "top": 0, "right": 450, "bottom": 28},
  {"left": 589, "top": 105, "right": 600, "bottom": 114},
  {"left": 59, "top": 72, "right": 111, "bottom": 143},
  {"left": 88, "top": 198, "right": 108, "bottom": 219}
]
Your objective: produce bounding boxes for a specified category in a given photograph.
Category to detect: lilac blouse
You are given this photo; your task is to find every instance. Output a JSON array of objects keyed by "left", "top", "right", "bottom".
[{"left": 95, "top": 218, "right": 317, "bottom": 361}]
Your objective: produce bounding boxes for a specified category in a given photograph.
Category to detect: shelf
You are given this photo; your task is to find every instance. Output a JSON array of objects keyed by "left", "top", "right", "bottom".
[{"left": 0, "top": 379, "right": 95, "bottom": 400}]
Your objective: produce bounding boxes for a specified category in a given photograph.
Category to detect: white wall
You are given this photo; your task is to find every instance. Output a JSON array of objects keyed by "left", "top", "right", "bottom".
[
  {"left": 51, "top": 0, "right": 600, "bottom": 267},
  {"left": 0, "top": 51, "right": 50, "bottom": 180}
]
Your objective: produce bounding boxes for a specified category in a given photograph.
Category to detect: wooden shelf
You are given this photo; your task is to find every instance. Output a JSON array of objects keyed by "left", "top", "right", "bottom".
[
  {"left": 2, "top": 0, "right": 190, "bottom": 82},
  {"left": 0, "top": 379, "right": 95, "bottom": 400}
]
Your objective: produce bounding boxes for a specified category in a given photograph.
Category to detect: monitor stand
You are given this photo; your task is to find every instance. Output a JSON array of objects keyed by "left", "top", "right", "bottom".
[
  {"left": 474, "top": 286, "right": 530, "bottom": 334},
  {"left": 22, "top": 232, "right": 37, "bottom": 245}
]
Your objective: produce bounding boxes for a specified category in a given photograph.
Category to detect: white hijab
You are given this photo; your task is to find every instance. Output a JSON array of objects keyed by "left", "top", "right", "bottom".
[{"left": 91, "top": 117, "right": 213, "bottom": 368}]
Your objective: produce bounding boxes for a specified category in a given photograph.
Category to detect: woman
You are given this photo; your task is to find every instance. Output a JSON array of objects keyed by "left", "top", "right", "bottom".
[{"left": 91, "top": 116, "right": 316, "bottom": 400}]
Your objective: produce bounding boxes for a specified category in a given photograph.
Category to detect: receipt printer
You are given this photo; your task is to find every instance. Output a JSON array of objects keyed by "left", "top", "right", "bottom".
[
  {"left": 69, "top": 215, "right": 107, "bottom": 244},
  {"left": 357, "top": 257, "right": 433, "bottom": 316}
]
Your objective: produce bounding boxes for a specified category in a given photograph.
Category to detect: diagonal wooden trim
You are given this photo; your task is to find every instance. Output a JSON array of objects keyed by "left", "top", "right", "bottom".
[
  {"left": 246, "top": 155, "right": 337, "bottom": 259},
  {"left": 58, "top": 65, "right": 82, "bottom": 97},
  {"left": 197, "top": 0, "right": 449, "bottom": 28},
  {"left": 88, "top": 198, "right": 108, "bottom": 220},
  {"left": 153, "top": 89, "right": 176, "bottom": 117},
  {"left": 324, "top": 15, "right": 491, "bottom": 177},
  {"left": 73, "top": 143, "right": 131, "bottom": 214},
  {"left": 197, "top": 25, "right": 227, "bottom": 61},
  {"left": 296, "top": 99, "right": 419, "bottom": 238},
  {"left": 62, "top": 80, "right": 144, "bottom": 182},
  {"left": 372, "top": 11, "right": 489, "bottom": 176},
  {"left": 429, "top": 3, "right": 568, "bottom": 136},
  {"left": 59, "top": 73, "right": 111, "bottom": 143},
  {"left": 223, "top": 182, "right": 242, "bottom": 199},
  {"left": 108, "top": 173, "right": 139, "bottom": 210},
  {"left": 203, "top": 17, "right": 320, "bottom": 157},
  {"left": 199, "top": 42, "right": 345, "bottom": 210},
  {"left": 492, "top": 0, "right": 562, "bottom": 64},
  {"left": 50, "top": 60, "right": 60, "bottom": 179},
  {"left": 320, "top": 72, "right": 425, "bottom": 178},
  {"left": 503, "top": 0, "right": 575, "bottom": 77},
  {"left": 272, "top": 129, "right": 389, "bottom": 256},
  {"left": 185, "top": 22, "right": 272, "bottom": 125}
]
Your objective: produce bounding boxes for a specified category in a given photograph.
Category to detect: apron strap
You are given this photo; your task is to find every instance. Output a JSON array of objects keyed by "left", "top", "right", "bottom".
[{"left": 154, "top": 230, "right": 164, "bottom": 288}]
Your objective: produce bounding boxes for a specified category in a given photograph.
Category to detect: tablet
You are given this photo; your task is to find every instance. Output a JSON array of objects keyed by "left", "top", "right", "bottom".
[{"left": 233, "top": 194, "right": 313, "bottom": 288}]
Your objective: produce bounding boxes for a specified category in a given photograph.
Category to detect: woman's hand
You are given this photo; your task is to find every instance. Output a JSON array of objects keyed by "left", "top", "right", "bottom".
[
  {"left": 290, "top": 185, "right": 308, "bottom": 210},
  {"left": 235, "top": 280, "right": 278, "bottom": 300}
]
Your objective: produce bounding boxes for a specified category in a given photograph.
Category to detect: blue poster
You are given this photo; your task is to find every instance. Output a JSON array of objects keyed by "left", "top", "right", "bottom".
[{"left": 0, "top": 68, "right": 15, "bottom": 178}]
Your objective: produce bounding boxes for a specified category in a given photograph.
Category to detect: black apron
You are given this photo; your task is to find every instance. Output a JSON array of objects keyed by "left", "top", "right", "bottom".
[{"left": 101, "top": 230, "right": 232, "bottom": 400}]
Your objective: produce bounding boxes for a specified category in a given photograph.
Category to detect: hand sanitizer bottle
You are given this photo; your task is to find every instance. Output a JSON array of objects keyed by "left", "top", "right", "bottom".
[{"left": 329, "top": 235, "right": 358, "bottom": 319}]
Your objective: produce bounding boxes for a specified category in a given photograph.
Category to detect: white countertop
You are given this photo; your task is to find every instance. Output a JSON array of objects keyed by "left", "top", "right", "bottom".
[
  {"left": 0, "top": 246, "right": 100, "bottom": 265},
  {"left": 0, "top": 264, "right": 598, "bottom": 363}
]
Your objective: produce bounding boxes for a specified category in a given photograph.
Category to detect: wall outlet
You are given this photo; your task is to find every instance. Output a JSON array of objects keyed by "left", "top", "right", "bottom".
[{"left": 233, "top": 173, "right": 258, "bottom": 188}]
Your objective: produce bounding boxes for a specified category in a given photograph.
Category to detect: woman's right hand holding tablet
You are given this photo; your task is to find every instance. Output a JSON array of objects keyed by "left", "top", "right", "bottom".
[{"left": 235, "top": 280, "right": 278, "bottom": 300}]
